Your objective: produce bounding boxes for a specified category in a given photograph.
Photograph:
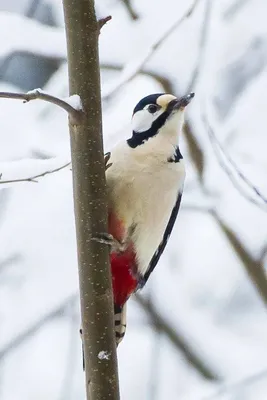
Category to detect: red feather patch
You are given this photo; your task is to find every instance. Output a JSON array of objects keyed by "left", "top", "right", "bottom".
[{"left": 108, "top": 211, "right": 138, "bottom": 306}]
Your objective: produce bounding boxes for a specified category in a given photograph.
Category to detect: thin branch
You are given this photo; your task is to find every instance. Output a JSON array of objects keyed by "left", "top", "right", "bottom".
[
  {"left": 101, "top": 62, "right": 175, "bottom": 94},
  {"left": 102, "top": 0, "right": 201, "bottom": 100},
  {"left": 210, "top": 210, "right": 267, "bottom": 307},
  {"left": 0, "top": 294, "right": 78, "bottom": 361},
  {"left": 202, "top": 366, "right": 267, "bottom": 400},
  {"left": 0, "top": 161, "right": 71, "bottom": 185},
  {"left": 98, "top": 15, "right": 112, "bottom": 31},
  {"left": 259, "top": 242, "right": 267, "bottom": 263},
  {"left": 0, "top": 89, "right": 83, "bottom": 125},
  {"left": 187, "top": 0, "right": 212, "bottom": 92},
  {"left": 120, "top": 0, "right": 139, "bottom": 20},
  {"left": 203, "top": 113, "right": 267, "bottom": 212},
  {"left": 135, "top": 293, "right": 219, "bottom": 381}
]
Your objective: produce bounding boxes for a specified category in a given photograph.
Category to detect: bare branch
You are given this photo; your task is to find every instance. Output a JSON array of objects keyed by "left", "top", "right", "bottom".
[
  {"left": 0, "top": 294, "right": 78, "bottom": 361},
  {"left": 202, "top": 366, "right": 267, "bottom": 400},
  {"left": 102, "top": 0, "right": 201, "bottom": 100},
  {"left": 0, "top": 161, "right": 71, "bottom": 185},
  {"left": 101, "top": 62, "right": 175, "bottom": 94},
  {"left": 0, "top": 90, "right": 83, "bottom": 125},
  {"left": 98, "top": 15, "right": 112, "bottom": 32},
  {"left": 135, "top": 293, "right": 219, "bottom": 381},
  {"left": 210, "top": 209, "right": 267, "bottom": 307},
  {"left": 187, "top": 0, "right": 213, "bottom": 92},
  {"left": 259, "top": 242, "right": 267, "bottom": 263},
  {"left": 203, "top": 113, "right": 267, "bottom": 212},
  {"left": 120, "top": 0, "right": 139, "bottom": 20}
]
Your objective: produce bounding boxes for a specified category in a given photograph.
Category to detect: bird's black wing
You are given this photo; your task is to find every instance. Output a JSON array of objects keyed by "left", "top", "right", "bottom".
[{"left": 141, "top": 190, "right": 183, "bottom": 286}]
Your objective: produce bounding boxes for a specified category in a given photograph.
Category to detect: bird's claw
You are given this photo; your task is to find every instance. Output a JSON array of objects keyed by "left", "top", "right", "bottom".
[
  {"left": 104, "top": 152, "right": 112, "bottom": 171},
  {"left": 92, "top": 233, "right": 126, "bottom": 253}
]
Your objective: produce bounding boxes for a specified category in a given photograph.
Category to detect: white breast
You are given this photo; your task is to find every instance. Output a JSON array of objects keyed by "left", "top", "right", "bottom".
[{"left": 106, "top": 140, "right": 185, "bottom": 276}]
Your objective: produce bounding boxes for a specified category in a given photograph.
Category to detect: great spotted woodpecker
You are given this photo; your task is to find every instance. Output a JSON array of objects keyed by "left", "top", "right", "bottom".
[{"left": 81, "top": 92, "right": 194, "bottom": 363}]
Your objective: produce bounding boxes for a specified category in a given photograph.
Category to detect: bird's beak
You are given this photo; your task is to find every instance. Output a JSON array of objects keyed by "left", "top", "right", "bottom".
[{"left": 167, "top": 92, "right": 195, "bottom": 113}]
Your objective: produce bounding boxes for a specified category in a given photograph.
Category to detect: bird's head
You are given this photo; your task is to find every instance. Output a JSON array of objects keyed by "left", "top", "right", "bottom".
[{"left": 127, "top": 92, "right": 194, "bottom": 148}]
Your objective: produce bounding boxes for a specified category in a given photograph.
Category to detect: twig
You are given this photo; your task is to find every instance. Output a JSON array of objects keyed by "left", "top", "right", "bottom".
[
  {"left": 202, "top": 113, "right": 267, "bottom": 212},
  {"left": 0, "top": 89, "right": 83, "bottom": 125},
  {"left": 0, "top": 161, "right": 71, "bottom": 185},
  {"left": 98, "top": 15, "right": 112, "bottom": 31},
  {"left": 135, "top": 293, "right": 219, "bottom": 381},
  {"left": 102, "top": 0, "right": 201, "bottom": 100}
]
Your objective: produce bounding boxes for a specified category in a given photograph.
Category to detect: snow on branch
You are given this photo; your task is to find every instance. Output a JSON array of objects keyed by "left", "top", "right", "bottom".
[
  {"left": 102, "top": 0, "right": 201, "bottom": 100},
  {"left": 202, "top": 113, "right": 267, "bottom": 212},
  {"left": 0, "top": 89, "right": 83, "bottom": 125}
]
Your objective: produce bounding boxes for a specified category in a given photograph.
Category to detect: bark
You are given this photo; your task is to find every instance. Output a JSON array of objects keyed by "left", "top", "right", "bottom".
[{"left": 62, "top": 1, "right": 120, "bottom": 399}]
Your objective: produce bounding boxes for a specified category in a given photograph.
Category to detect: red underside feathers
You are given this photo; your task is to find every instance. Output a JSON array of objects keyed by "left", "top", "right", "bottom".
[
  {"left": 111, "top": 249, "right": 138, "bottom": 306},
  {"left": 108, "top": 211, "right": 138, "bottom": 307}
]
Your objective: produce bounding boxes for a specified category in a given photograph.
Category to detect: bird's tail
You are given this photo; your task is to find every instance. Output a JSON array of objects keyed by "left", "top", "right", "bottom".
[
  {"left": 80, "top": 302, "right": 127, "bottom": 370},
  {"left": 114, "top": 303, "right": 127, "bottom": 345}
]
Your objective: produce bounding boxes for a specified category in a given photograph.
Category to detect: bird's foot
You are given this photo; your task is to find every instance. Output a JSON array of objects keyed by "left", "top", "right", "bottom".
[
  {"left": 104, "top": 152, "right": 112, "bottom": 171},
  {"left": 92, "top": 233, "right": 126, "bottom": 253}
]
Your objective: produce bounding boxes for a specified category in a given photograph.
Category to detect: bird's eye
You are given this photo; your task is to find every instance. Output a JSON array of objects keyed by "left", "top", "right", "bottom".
[{"left": 147, "top": 104, "right": 159, "bottom": 114}]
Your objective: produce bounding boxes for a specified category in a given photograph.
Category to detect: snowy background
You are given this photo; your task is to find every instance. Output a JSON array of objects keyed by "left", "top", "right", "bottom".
[{"left": 1, "top": 0, "right": 267, "bottom": 399}]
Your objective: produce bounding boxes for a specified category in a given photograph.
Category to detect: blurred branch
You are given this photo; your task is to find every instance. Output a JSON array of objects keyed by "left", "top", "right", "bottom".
[
  {"left": 174, "top": 198, "right": 267, "bottom": 308},
  {"left": 0, "top": 254, "right": 21, "bottom": 275},
  {"left": 203, "top": 113, "right": 267, "bottom": 212},
  {"left": 0, "top": 294, "right": 78, "bottom": 361},
  {"left": 223, "top": 0, "right": 249, "bottom": 20},
  {"left": 202, "top": 366, "right": 267, "bottom": 400},
  {"left": 211, "top": 210, "right": 267, "bottom": 307},
  {"left": 0, "top": 90, "right": 82, "bottom": 125},
  {"left": 187, "top": 0, "right": 212, "bottom": 92},
  {"left": 135, "top": 293, "right": 219, "bottom": 381},
  {"left": 183, "top": 122, "right": 205, "bottom": 179},
  {"left": 102, "top": 0, "right": 201, "bottom": 100},
  {"left": 259, "top": 242, "right": 267, "bottom": 263},
  {"left": 120, "top": 0, "right": 139, "bottom": 20},
  {"left": 0, "top": 161, "right": 71, "bottom": 185},
  {"left": 101, "top": 63, "right": 175, "bottom": 93}
]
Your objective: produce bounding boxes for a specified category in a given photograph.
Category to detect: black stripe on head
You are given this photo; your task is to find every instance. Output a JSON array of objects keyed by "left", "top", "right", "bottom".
[
  {"left": 133, "top": 93, "right": 164, "bottom": 114},
  {"left": 127, "top": 110, "right": 169, "bottom": 148}
]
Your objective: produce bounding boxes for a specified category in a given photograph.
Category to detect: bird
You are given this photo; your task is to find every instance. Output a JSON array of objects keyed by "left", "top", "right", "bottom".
[{"left": 81, "top": 92, "right": 194, "bottom": 365}]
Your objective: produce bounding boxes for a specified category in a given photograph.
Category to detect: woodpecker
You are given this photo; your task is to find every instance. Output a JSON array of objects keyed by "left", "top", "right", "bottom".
[{"left": 81, "top": 92, "right": 194, "bottom": 364}]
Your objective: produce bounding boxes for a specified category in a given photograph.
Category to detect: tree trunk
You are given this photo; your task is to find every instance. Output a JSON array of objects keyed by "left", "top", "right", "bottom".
[{"left": 62, "top": 1, "right": 120, "bottom": 399}]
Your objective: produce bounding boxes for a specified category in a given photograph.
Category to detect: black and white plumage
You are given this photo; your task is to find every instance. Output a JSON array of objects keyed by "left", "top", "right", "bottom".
[
  {"left": 81, "top": 92, "right": 194, "bottom": 363},
  {"left": 106, "top": 92, "right": 194, "bottom": 337}
]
